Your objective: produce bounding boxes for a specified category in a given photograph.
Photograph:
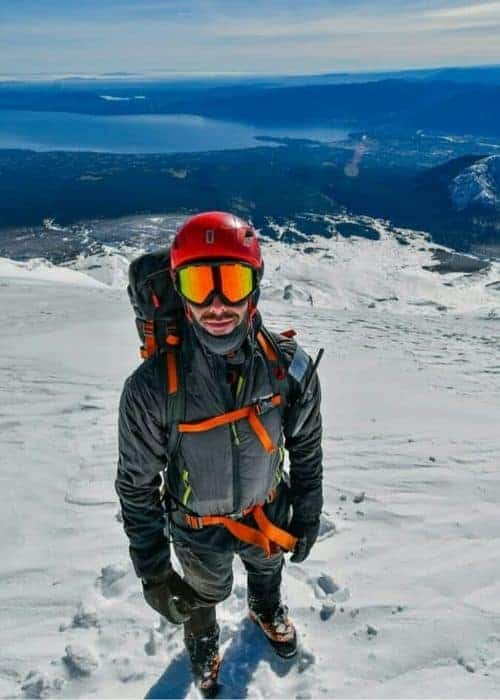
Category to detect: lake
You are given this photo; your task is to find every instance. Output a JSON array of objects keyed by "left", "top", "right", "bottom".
[{"left": 0, "top": 110, "right": 348, "bottom": 154}]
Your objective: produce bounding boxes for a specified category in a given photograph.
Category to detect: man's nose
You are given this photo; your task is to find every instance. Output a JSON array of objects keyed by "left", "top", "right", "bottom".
[{"left": 209, "top": 294, "right": 225, "bottom": 312}]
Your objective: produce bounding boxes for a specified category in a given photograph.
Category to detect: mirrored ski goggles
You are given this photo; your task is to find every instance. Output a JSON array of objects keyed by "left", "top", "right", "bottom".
[{"left": 175, "top": 262, "right": 256, "bottom": 306}]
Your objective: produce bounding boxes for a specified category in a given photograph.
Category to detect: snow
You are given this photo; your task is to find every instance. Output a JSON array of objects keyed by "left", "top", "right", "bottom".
[
  {"left": 0, "top": 226, "right": 500, "bottom": 698},
  {"left": 0, "top": 256, "right": 106, "bottom": 287},
  {"left": 450, "top": 155, "right": 500, "bottom": 211}
]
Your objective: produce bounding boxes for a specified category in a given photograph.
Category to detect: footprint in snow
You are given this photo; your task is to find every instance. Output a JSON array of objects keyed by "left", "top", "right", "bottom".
[
  {"left": 21, "top": 670, "right": 64, "bottom": 699},
  {"left": 64, "top": 478, "right": 116, "bottom": 507},
  {"left": 95, "top": 563, "right": 129, "bottom": 598},
  {"left": 111, "top": 656, "right": 146, "bottom": 683},
  {"left": 68, "top": 601, "right": 99, "bottom": 629},
  {"left": 145, "top": 629, "right": 164, "bottom": 657},
  {"left": 297, "top": 648, "right": 316, "bottom": 674},
  {"left": 317, "top": 514, "right": 336, "bottom": 540},
  {"left": 316, "top": 573, "right": 339, "bottom": 596},
  {"left": 62, "top": 644, "right": 98, "bottom": 678}
]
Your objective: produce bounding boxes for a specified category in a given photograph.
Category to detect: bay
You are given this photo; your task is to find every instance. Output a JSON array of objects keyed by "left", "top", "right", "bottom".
[{"left": 0, "top": 110, "right": 348, "bottom": 154}]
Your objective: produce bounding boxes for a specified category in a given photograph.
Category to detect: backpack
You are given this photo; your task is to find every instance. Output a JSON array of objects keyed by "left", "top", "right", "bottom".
[{"left": 127, "top": 245, "right": 184, "bottom": 360}]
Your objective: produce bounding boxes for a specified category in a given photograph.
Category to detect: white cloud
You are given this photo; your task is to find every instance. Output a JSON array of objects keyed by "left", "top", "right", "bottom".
[
  {"left": 425, "top": 1, "right": 500, "bottom": 19},
  {"left": 202, "top": 2, "right": 500, "bottom": 40},
  {"left": 1, "top": 1, "right": 500, "bottom": 74}
]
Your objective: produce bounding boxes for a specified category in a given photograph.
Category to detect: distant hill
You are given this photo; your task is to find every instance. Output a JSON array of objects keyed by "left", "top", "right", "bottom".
[
  {"left": 449, "top": 156, "right": 500, "bottom": 211},
  {"left": 414, "top": 155, "right": 500, "bottom": 249},
  {"left": 2, "top": 76, "right": 500, "bottom": 137}
]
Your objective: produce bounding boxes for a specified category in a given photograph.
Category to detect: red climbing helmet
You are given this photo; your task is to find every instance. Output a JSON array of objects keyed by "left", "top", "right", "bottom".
[{"left": 170, "top": 211, "right": 263, "bottom": 272}]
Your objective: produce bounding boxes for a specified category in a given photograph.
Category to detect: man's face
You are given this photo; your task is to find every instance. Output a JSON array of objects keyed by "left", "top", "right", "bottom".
[{"left": 187, "top": 294, "right": 248, "bottom": 336}]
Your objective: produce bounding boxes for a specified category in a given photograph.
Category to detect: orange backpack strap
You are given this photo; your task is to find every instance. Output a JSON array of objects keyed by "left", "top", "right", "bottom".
[
  {"left": 253, "top": 504, "right": 298, "bottom": 552},
  {"left": 179, "top": 405, "right": 250, "bottom": 432},
  {"left": 165, "top": 323, "right": 181, "bottom": 395},
  {"left": 140, "top": 320, "right": 157, "bottom": 359},
  {"left": 183, "top": 499, "right": 298, "bottom": 558},
  {"left": 256, "top": 330, "right": 278, "bottom": 362},
  {"left": 166, "top": 351, "right": 178, "bottom": 395},
  {"left": 256, "top": 326, "right": 296, "bottom": 384},
  {"left": 247, "top": 405, "right": 277, "bottom": 454},
  {"left": 178, "top": 396, "right": 282, "bottom": 454}
]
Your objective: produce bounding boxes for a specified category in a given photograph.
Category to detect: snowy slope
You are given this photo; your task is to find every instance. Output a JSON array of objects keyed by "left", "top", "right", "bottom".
[
  {"left": 61, "top": 214, "right": 500, "bottom": 316},
  {"left": 0, "top": 231, "right": 500, "bottom": 699}
]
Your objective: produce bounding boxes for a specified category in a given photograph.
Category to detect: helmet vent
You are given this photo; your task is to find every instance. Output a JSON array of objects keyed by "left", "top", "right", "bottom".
[
  {"left": 243, "top": 229, "right": 253, "bottom": 246},
  {"left": 205, "top": 229, "right": 215, "bottom": 244}
]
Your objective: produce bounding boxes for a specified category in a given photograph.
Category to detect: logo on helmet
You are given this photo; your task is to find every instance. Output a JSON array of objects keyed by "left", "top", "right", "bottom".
[{"left": 243, "top": 229, "right": 253, "bottom": 246}]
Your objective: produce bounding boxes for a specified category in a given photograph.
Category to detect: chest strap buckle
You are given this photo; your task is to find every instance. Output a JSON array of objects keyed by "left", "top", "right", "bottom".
[{"left": 253, "top": 394, "right": 275, "bottom": 416}]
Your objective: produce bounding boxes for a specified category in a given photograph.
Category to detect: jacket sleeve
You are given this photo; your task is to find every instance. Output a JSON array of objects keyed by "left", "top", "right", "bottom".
[
  {"left": 282, "top": 345, "right": 323, "bottom": 523},
  {"left": 115, "top": 369, "right": 171, "bottom": 579}
]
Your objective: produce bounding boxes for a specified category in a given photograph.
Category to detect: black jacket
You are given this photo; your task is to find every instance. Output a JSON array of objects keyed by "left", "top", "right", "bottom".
[{"left": 116, "top": 318, "right": 323, "bottom": 578}]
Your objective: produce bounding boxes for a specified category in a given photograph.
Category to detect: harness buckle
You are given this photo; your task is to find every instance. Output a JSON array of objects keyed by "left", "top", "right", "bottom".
[
  {"left": 228, "top": 504, "right": 253, "bottom": 520},
  {"left": 227, "top": 512, "right": 244, "bottom": 520},
  {"left": 253, "top": 393, "right": 274, "bottom": 416},
  {"left": 185, "top": 514, "right": 204, "bottom": 529}
]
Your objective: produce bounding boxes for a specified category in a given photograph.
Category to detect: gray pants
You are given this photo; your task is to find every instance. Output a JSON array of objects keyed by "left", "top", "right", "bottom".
[{"left": 169, "top": 482, "right": 290, "bottom": 635}]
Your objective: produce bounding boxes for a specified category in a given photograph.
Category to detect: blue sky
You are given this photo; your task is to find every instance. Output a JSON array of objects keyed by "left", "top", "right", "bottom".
[{"left": 1, "top": 0, "right": 499, "bottom": 76}]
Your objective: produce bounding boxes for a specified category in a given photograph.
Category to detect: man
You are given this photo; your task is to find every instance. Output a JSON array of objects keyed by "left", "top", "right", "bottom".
[{"left": 116, "top": 211, "right": 323, "bottom": 697}]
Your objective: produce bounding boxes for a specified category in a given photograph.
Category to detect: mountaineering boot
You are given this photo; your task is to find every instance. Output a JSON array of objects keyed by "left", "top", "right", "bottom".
[
  {"left": 185, "top": 623, "right": 221, "bottom": 698},
  {"left": 248, "top": 601, "right": 297, "bottom": 658}
]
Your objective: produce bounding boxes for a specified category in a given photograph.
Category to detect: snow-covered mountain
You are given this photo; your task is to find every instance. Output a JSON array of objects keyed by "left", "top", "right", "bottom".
[
  {"left": 23, "top": 212, "right": 496, "bottom": 316},
  {"left": 450, "top": 155, "right": 500, "bottom": 211},
  {"left": 1, "top": 216, "right": 500, "bottom": 699}
]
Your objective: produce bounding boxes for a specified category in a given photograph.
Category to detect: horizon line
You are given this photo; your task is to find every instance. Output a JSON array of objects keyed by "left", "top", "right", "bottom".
[{"left": 1, "top": 62, "right": 500, "bottom": 84}]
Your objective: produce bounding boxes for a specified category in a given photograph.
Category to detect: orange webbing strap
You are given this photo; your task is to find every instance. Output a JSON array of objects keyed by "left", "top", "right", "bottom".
[
  {"left": 197, "top": 516, "right": 275, "bottom": 557},
  {"left": 184, "top": 504, "right": 297, "bottom": 558},
  {"left": 142, "top": 320, "right": 156, "bottom": 359},
  {"left": 166, "top": 334, "right": 180, "bottom": 346},
  {"left": 180, "top": 405, "right": 250, "bottom": 432},
  {"left": 253, "top": 505, "right": 298, "bottom": 552},
  {"left": 256, "top": 331, "right": 278, "bottom": 362},
  {"left": 166, "top": 351, "right": 178, "bottom": 394},
  {"left": 165, "top": 328, "right": 181, "bottom": 395},
  {"left": 247, "top": 407, "right": 276, "bottom": 454},
  {"left": 178, "top": 395, "right": 282, "bottom": 454}
]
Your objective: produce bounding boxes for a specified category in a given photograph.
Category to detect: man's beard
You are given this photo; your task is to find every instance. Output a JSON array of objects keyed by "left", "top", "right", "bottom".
[{"left": 190, "top": 308, "right": 250, "bottom": 356}]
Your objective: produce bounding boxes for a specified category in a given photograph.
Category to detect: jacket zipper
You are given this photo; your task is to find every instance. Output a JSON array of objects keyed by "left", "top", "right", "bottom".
[{"left": 213, "top": 355, "right": 241, "bottom": 512}]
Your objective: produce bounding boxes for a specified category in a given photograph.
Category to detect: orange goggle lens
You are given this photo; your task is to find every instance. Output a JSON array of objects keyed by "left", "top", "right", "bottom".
[{"left": 177, "top": 263, "right": 254, "bottom": 305}]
